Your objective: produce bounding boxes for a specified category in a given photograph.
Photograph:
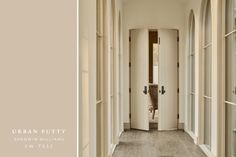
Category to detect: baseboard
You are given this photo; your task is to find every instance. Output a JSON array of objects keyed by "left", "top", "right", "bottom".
[
  {"left": 178, "top": 123, "right": 184, "bottom": 130},
  {"left": 119, "top": 130, "right": 123, "bottom": 137},
  {"left": 186, "top": 130, "right": 198, "bottom": 144},
  {"left": 111, "top": 143, "right": 117, "bottom": 156},
  {"left": 124, "top": 122, "right": 130, "bottom": 130},
  {"left": 199, "top": 145, "right": 215, "bottom": 157},
  {"left": 109, "top": 131, "right": 123, "bottom": 157}
]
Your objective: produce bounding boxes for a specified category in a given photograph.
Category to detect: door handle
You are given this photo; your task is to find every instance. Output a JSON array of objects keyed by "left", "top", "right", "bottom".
[
  {"left": 143, "top": 86, "right": 148, "bottom": 95},
  {"left": 159, "top": 86, "right": 166, "bottom": 95}
]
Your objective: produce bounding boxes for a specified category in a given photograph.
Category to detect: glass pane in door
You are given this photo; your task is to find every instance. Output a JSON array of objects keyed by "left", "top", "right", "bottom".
[
  {"left": 204, "top": 46, "right": 212, "bottom": 97},
  {"left": 226, "top": 1, "right": 236, "bottom": 157},
  {"left": 226, "top": 103, "right": 236, "bottom": 157},
  {"left": 189, "top": 13, "right": 195, "bottom": 134},
  {"left": 191, "top": 94, "right": 195, "bottom": 132},
  {"left": 96, "top": 36, "right": 101, "bottom": 100},
  {"left": 205, "top": 0, "right": 212, "bottom": 44},
  {"left": 226, "top": 0, "right": 236, "bottom": 33},
  {"left": 191, "top": 55, "right": 195, "bottom": 93},
  {"left": 204, "top": 98, "right": 211, "bottom": 149},
  {"left": 226, "top": 33, "right": 236, "bottom": 104},
  {"left": 190, "top": 54, "right": 195, "bottom": 133},
  {"left": 226, "top": 32, "right": 236, "bottom": 157}
]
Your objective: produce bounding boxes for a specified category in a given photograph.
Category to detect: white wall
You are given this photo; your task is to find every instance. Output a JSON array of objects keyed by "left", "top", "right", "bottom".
[{"left": 122, "top": 0, "right": 188, "bottom": 124}]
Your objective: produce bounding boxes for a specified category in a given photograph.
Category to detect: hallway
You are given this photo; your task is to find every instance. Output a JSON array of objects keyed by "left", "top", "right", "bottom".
[
  {"left": 79, "top": 0, "right": 236, "bottom": 156},
  {"left": 113, "top": 130, "right": 206, "bottom": 157}
]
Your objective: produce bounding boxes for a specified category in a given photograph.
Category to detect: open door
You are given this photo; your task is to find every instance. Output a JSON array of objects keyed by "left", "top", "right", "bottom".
[
  {"left": 130, "top": 29, "right": 149, "bottom": 131},
  {"left": 158, "top": 29, "right": 178, "bottom": 130}
]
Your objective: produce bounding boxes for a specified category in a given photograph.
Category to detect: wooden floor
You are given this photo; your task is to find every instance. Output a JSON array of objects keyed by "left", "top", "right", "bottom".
[{"left": 113, "top": 130, "right": 207, "bottom": 157}]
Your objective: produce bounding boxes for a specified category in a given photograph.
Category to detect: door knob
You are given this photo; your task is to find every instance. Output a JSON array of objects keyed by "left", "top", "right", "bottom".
[
  {"left": 143, "top": 86, "right": 148, "bottom": 95},
  {"left": 159, "top": 86, "right": 166, "bottom": 95}
]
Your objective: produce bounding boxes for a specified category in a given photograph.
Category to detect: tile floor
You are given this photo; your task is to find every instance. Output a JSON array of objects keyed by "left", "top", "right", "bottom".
[{"left": 113, "top": 130, "right": 207, "bottom": 157}]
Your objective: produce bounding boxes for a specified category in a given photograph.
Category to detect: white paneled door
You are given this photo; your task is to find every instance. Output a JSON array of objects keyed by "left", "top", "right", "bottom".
[
  {"left": 130, "top": 29, "right": 149, "bottom": 131},
  {"left": 158, "top": 29, "right": 178, "bottom": 131}
]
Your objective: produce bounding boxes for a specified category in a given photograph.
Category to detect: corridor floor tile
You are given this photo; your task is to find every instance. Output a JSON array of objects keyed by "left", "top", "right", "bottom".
[{"left": 113, "top": 130, "right": 207, "bottom": 157}]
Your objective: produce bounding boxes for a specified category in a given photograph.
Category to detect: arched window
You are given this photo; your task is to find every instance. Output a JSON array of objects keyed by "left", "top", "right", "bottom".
[
  {"left": 202, "top": 0, "right": 212, "bottom": 150},
  {"left": 189, "top": 11, "right": 195, "bottom": 133},
  {"left": 225, "top": 0, "right": 236, "bottom": 156}
]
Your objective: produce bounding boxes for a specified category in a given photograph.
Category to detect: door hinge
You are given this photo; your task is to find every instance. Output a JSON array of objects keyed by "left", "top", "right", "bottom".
[
  {"left": 177, "top": 88, "right": 179, "bottom": 93},
  {"left": 129, "top": 36, "right": 131, "bottom": 42},
  {"left": 177, "top": 62, "right": 179, "bottom": 68},
  {"left": 177, "top": 36, "right": 179, "bottom": 42},
  {"left": 158, "top": 37, "right": 160, "bottom": 44},
  {"left": 177, "top": 114, "right": 179, "bottom": 119},
  {"left": 129, "top": 88, "right": 131, "bottom": 93},
  {"left": 129, "top": 113, "right": 131, "bottom": 119},
  {"left": 129, "top": 62, "right": 131, "bottom": 67}
]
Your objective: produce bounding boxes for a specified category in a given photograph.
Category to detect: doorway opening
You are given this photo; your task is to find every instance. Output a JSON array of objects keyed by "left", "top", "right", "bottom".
[
  {"left": 129, "top": 29, "right": 179, "bottom": 131},
  {"left": 148, "top": 30, "right": 159, "bottom": 130}
]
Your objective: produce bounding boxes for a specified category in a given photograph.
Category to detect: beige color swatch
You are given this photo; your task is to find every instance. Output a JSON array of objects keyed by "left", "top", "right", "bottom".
[{"left": 0, "top": 0, "right": 77, "bottom": 156}]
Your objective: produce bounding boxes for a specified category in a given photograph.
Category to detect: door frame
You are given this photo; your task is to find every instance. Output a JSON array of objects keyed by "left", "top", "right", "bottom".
[{"left": 128, "top": 28, "right": 180, "bottom": 130}]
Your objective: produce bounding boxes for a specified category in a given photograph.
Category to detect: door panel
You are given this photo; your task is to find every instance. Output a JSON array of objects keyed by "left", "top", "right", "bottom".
[
  {"left": 158, "top": 29, "right": 178, "bottom": 130},
  {"left": 130, "top": 29, "right": 149, "bottom": 131}
]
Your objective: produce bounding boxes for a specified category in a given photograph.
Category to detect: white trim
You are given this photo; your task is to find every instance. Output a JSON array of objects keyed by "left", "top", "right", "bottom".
[
  {"left": 186, "top": 130, "right": 198, "bottom": 144},
  {"left": 110, "top": 143, "right": 117, "bottom": 156},
  {"left": 203, "top": 42, "right": 212, "bottom": 49},
  {"left": 225, "top": 29, "right": 236, "bottom": 37},
  {"left": 203, "top": 95, "right": 212, "bottom": 99},
  {"left": 225, "top": 101, "right": 236, "bottom": 106},
  {"left": 199, "top": 145, "right": 215, "bottom": 157},
  {"left": 118, "top": 131, "right": 123, "bottom": 137},
  {"left": 96, "top": 100, "right": 103, "bottom": 104}
]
